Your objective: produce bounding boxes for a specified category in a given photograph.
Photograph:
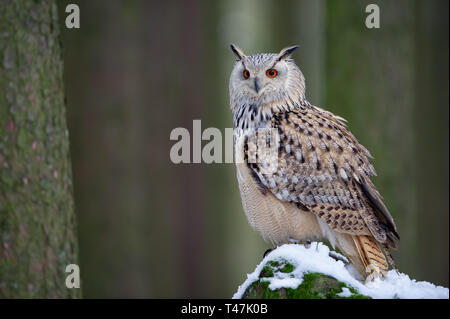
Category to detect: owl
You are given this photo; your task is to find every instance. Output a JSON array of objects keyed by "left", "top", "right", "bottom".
[{"left": 228, "top": 44, "right": 399, "bottom": 282}]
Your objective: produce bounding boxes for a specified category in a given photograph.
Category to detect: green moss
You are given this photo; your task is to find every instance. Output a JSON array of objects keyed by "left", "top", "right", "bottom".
[
  {"left": 243, "top": 258, "right": 371, "bottom": 299},
  {"left": 243, "top": 281, "right": 282, "bottom": 299},
  {"left": 260, "top": 265, "right": 274, "bottom": 278},
  {"left": 260, "top": 260, "right": 295, "bottom": 276},
  {"left": 280, "top": 263, "right": 294, "bottom": 274}
]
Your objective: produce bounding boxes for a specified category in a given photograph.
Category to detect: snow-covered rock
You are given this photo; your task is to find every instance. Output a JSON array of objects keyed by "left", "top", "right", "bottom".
[{"left": 233, "top": 243, "right": 449, "bottom": 299}]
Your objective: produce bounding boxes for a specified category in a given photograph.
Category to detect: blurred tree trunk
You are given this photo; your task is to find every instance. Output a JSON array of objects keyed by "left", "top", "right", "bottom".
[
  {"left": 60, "top": 0, "right": 205, "bottom": 298},
  {"left": 414, "top": 0, "right": 449, "bottom": 286},
  {"left": 325, "top": 0, "right": 418, "bottom": 277},
  {"left": 294, "top": 0, "right": 326, "bottom": 107},
  {"left": 0, "top": 0, "right": 80, "bottom": 298},
  {"left": 325, "top": 0, "right": 448, "bottom": 286}
]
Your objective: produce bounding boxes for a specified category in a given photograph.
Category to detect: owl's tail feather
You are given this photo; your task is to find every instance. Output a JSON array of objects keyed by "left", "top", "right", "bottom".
[{"left": 353, "top": 235, "right": 390, "bottom": 280}]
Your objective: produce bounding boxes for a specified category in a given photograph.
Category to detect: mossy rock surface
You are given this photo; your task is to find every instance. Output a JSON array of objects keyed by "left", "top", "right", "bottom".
[{"left": 242, "top": 259, "right": 370, "bottom": 299}]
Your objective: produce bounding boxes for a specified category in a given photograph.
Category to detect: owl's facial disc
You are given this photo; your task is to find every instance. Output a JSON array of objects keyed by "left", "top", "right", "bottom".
[{"left": 229, "top": 46, "right": 305, "bottom": 114}]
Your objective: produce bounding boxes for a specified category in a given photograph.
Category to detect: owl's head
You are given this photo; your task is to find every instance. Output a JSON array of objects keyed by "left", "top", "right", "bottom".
[{"left": 229, "top": 44, "right": 306, "bottom": 111}]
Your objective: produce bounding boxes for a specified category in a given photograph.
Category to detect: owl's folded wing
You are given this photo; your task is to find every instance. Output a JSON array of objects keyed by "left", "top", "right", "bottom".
[{"left": 244, "top": 107, "right": 399, "bottom": 247}]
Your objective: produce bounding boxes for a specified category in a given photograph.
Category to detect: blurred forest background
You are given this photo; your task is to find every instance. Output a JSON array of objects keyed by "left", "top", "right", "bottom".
[{"left": 0, "top": 0, "right": 448, "bottom": 298}]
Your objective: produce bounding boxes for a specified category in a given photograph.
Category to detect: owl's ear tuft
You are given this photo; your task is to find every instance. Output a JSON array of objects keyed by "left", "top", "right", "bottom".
[
  {"left": 230, "top": 44, "right": 246, "bottom": 61},
  {"left": 276, "top": 45, "right": 299, "bottom": 61}
]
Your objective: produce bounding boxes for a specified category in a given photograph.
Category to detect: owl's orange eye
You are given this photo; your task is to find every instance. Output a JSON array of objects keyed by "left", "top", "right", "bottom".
[
  {"left": 243, "top": 69, "right": 250, "bottom": 79},
  {"left": 266, "top": 68, "right": 277, "bottom": 78}
]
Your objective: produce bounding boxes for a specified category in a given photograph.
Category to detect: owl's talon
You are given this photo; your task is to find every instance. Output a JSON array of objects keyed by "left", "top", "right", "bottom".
[{"left": 287, "top": 238, "right": 311, "bottom": 248}]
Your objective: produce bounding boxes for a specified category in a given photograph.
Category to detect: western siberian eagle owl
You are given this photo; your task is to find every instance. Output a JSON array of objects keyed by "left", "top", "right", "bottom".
[{"left": 228, "top": 44, "right": 399, "bottom": 282}]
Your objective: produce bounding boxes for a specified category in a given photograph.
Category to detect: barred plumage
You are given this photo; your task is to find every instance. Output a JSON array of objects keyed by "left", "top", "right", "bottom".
[{"left": 229, "top": 44, "right": 399, "bottom": 281}]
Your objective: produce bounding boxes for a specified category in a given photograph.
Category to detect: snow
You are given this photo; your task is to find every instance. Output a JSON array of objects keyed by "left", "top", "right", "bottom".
[
  {"left": 232, "top": 243, "right": 449, "bottom": 299},
  {"left": 337, "top": 287, "right": 352, "bottom": 298}
]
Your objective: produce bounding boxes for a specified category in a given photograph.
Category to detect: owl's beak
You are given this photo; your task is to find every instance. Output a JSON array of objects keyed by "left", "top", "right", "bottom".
[{"left": 254, "top": 77, "right": 261, "bottom": 93}]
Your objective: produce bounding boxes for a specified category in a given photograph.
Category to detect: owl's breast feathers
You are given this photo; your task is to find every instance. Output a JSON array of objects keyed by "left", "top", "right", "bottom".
[{"left": 242, "top": 106, "right": 399, "bottom": 249}]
